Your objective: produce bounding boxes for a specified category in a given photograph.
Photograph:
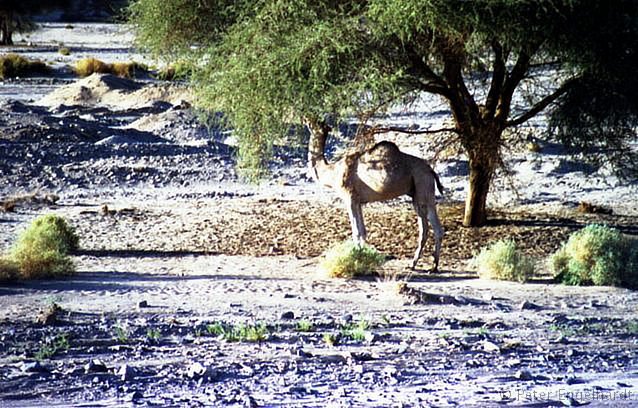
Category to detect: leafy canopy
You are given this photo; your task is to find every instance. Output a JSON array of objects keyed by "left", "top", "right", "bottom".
[{"left": 129, "top": 0, "right": 638, "bottom": 179}]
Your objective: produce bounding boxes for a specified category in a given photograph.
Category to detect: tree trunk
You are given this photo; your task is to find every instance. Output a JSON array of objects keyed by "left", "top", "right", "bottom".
[{"left": 463, "top": 157, "right": 493, "bottom": 227}]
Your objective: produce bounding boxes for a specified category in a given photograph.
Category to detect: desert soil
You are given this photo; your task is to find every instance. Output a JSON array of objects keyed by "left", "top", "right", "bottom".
[{"left": 1, "top": 22, "right": 638, "bottom": 407}]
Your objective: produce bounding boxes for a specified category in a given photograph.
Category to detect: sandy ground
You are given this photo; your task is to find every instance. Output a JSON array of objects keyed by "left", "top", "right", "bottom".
[{"left": 1, "top": 22, "right": 638, "bottom": 407}]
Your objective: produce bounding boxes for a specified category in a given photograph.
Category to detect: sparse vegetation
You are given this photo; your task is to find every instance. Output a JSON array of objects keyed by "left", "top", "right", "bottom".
[
  {"left": 34, "top": 334, "right": 69, "bottom": 360},
  {"left": 114, "top": 324, "right": 131, "bottom": 343},
  {"left": 75, "top": 58, "right": 147, "bottom": 78},
  {"left": 146, "top": 328, "right": 161, "bottom": 342},
  {"left": 322, "top": 333, "right": 337, "bottom": 346},
  {"left": 0, "top": 54, "right": 49, "bottom": 79},
  {"left": 340, "top": 319, "right": 370, "bottom": 342},
  {"left": 58, "top": 47, "right": 71, "bottom": 56},
  {"left": 550, "top": 224, "right": 638, "bottom": 288},
  {"left": 155, "top": 60, "right": 193, "bottom": 81},
  {"left": 206, "top": 321, "right": 269, "bottom": 342},
  {"left": 319, "top": 241, "right": 385, "bottom": 279},
  {"left": 296, "top": 319, "right": 314, "bottom": 333},
  {"left": 3, "top": 214, "right": 78, "bottom": 281},
  {"left": 471, "top": 239, "right": 534, "bottom": 283}
]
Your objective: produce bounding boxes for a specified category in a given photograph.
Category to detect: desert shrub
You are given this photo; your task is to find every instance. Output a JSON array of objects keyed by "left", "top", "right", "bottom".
[
  {"left": 75, "top": 57, "right": 111, "bottom": 77},
  {"left": 472, "top": 239, "right": 534, "bottom": 283},
  {"left": 9, "top": 214, "right": 79, "bottom": 280},
  {"left": 0, "top": 258, "right": 19, "bottom": 282},
  {"left": 156, "top": 60, "right": 194, "bottom": 81},
  {"left": 550, "top": 224, "right": 638, "bottom": 288},
  {"left": 0, "top": 54, "right": 49, "bottom": 79},
  {"left": 319, "top": 241, "right": 385, "bottom": 279},
  {"left": 111, "top": 61, "right": 148, "bottom": 78}
]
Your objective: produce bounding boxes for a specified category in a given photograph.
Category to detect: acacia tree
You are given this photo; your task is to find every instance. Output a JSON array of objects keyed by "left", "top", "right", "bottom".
[
  {"left": 0, "top": 0, "right": 70, "bottom": 45},
  {"left": 130, "top": 0, "right": 638, "bottom": 227}
]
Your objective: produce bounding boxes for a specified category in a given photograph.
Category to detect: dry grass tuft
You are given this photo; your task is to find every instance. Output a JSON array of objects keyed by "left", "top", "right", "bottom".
[
  {"left": 75, "top": 58, "right": 147, "bottom": 78},
  {"left": 0, "top": 54, "right": 49, "bottom": 79}
]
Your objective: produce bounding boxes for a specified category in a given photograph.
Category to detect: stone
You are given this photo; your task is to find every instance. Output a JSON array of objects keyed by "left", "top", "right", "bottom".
[
  {"left": 84, "top": 359, "right": 108, "bottom": 374},
  {"left": 280, "top": 311, "right": 295, "bottom": 320}
]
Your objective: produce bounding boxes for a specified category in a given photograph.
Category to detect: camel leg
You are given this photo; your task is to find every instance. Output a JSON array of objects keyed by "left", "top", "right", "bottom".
[
  {"left": 427, "top": 203, "right": 444, "bottom": 273},
  {"left": 411, "top": 203, "right": 429, "bottom": 270},
  {"left": 345, "top": 199, "right": 366, "bottom": 245}
]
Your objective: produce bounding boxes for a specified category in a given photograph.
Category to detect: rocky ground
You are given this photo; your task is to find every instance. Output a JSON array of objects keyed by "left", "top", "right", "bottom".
[{"left": 1, "top": 23, "right": 638, "bottom": 407}]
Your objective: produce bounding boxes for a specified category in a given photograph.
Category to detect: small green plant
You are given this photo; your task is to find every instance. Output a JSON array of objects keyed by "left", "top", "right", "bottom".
[
  {"left": 625, "top": 321, "right": 638, "bottom": 335},
  {"left": 146, "top": 328, "right": 161, "bottom": 342},
  {"left": 319, "top": 241, "right": 386, "bottom": 278},
  {"left": 296, "top": 319, "right": 314, "bottom": 333},
  {"left": 206, "top": 321, "right": 269, "bottom": 342},
  {"left": 550, "top": 224, "right": 638, "bottom": 288},
  {"left": 114, "top": 324, "right": 131, "bottom": 343},
  {"left": 471, "top": 239, "right": 533, "bottom": 283},
  {"left": 322, "top": 333, "right": 337, "bottom": 346},
  {"left": 0, "top": 54, "right": 49, "bottom": 79},
  {"left": 340, "top": 319, "right": 370, "bottom": 342},
  {"left": 9, "top": 214, "right": 79, "bottom": 280},
  {"left": 35, "top": 334, "right": 69, "bottom": 360},
  {"left": 58, "top": 47, "right": 71, "bottom": 56}
]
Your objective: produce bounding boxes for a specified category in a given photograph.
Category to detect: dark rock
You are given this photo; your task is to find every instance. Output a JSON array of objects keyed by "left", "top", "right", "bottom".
[
  {"left": 84, "top": 359, "right": 108, "bottom": 374},
  {"left": 281, "top": 311, "right": 295, "bottom": 320}
]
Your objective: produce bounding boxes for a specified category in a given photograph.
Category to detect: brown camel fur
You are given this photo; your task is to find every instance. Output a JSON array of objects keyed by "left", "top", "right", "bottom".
[{"left": 306, "top": 120, "right": 444, "bottom": 271}]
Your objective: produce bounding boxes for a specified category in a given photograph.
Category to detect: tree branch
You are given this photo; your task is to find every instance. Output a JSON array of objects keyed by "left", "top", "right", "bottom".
[
  {"left": 371, "top": 125, "right": 459, "bottom": 136},
  {"left": 505, "top": 79, "right": 575, "bottom": 127},
  {"left": 484, "top": 40, "right": 506, "bottom": 119}
]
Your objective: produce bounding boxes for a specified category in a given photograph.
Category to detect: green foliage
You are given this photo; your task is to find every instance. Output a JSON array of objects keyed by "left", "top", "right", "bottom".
[
  {"left": 114, "top": 323, "right": 131, "bottom": 343},
  {"left": 319, "top": 241, "right": 385, "bottom": 279},
  {"left": 0, "top": 258, "right": 19, "bottom": 282},
  {"left": 155, "top": 60, "right": 194, "bottom": 81},
  {"left": 340, "top": 319, "right": 370, "bottom": 342},
  {"left": 0, "top": 54, "right": 49, "bottom": 79},
  {"left": 472, "top": 239, "right": 534, "bottom": 283},
  {"left": 129, "top": 0, "right": 638, "bottom": 183},
  {"left": 58, "top": 47, "right": 71, "bottom": 56},
  {"left": 34, "top": 334, "right": 70, "bottom": 361},
  {"left": 206, "top": 321, "right": 269, "bottom": 342},
  {"left": 550, "top": 224, "right": 638, "bottom": 288},
  {"left": 8, "top": 214, "right": 78, "bottom": 280},
  {"left": 296, "top": 319, "right": 314, "bottom": 333},
  {"left": 322, "top": 332, "right": 337, "bottom": 346},
  {"left": 146, "top": 328, "right": 161, "bottom": 342}
]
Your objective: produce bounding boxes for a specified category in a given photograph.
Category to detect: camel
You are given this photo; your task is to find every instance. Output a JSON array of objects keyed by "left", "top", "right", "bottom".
[{"left": 306, "top": 120, "right": 444, "bottom": 272}]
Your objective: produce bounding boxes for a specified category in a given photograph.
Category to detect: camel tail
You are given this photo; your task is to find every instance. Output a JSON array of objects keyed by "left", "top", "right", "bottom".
[{"left": 433, "top": 170, "right": 444, "bottom": 195}]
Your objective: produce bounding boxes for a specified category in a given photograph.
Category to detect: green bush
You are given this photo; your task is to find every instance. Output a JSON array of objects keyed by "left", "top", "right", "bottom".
[
  {"left": 319, "top": 241, "right": 385, "bottom": 279},
  {"left": 0, "top": 258, "right": 19, "bottom": 282},
  {"left": 0, "top": 54, "right": 49, "bottom": 79},
  {"left": 8, "top": 214, "right": 79, "bottom": 280},
  {"left": 550, "top": 224, "right": 638, "bottom": 288},
  {"left": 472, "top": 239, "right": 533, "bottom": 283}
]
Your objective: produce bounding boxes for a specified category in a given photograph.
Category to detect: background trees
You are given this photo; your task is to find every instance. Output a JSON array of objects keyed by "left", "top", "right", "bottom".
[
  {"left": 130, "top": 0, "right": 638, "bottom": 227},
  {"left": 0, "top": 0, "right": 70, "bottom": 45}
]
